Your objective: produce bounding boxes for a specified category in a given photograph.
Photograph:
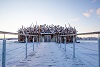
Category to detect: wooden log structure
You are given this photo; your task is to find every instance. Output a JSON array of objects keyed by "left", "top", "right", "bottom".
[{"left": 18, "top": 24, "right": 77, "bottom": 43}]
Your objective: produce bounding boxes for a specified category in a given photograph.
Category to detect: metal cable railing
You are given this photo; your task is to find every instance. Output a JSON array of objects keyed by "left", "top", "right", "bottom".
[
  {"left": 6, "top": 42, "right": 38, "bottom": 67},
  {"left": 6, "top": 50, "right": 25, "bottom": 62},
  {"left": 0, "top": 31, "right": 100, "bottom": 67},
  {"left": 57, "top": 41, "right": 98, "bottom": 67},
  {"left": 7, "top": 45, "right": 24, "bottom": 53},
  {"left": 76, "top": 45, "right": 98, "bottom": 52},
  {"left": 59, "top": 32, "right": 100, "bottom": 67},
  {"left": 3, "top": 40, "right": 36, "bottom": 67},
  {"left": 0, "top": 31, "right": 38, "bottom": 67}
]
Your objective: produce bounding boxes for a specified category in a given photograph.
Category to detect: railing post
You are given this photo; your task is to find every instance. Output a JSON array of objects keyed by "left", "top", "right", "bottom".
[
  {"left": 60, "top": 36, "right": 61, "bottom": 48},
  {"left": 42, "top": 36, "right": 44, "bottom": 42},
  {"left": 36, "top": 35, "right": 38, "bottom": 47},
  {"left": 98, "top": 34, "right": 100, "bottom": 67},
  {"left": 25, "top": 36, "right": 27, "bottom": 58},
  {"left": 33, "top": 37, "right": 34, "bottom": 51},
  {"left": 64, "top": 37, "right": 66, "bottom": 52},
  {"left": 56, "top": 35, "right": 57, "bottom": 43},
  {"left": 37, "top": 35, "right": 38, "bottom": 43},
  {"left": 47, "top": 35, "right": 48, "bottom": 42},
  {"left": 73, "top": 35, "right": 75, "bottom": 58},
  {"left": 2, "top": 34, "right": 6, "bottom": 67}
]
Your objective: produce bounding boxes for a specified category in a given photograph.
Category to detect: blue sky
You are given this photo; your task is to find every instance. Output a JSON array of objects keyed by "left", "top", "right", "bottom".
[{"left": 0, "top": 0, "right": 100, "bottom": 34}]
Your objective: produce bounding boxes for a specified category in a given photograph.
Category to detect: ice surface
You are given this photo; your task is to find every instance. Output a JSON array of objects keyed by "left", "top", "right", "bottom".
[{"left": 0, "top": 40, "right": 99, "bottom": 67}]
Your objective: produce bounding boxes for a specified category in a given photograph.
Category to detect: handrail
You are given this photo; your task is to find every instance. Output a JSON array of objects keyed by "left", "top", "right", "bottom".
[
  {"left": 77, "top": 31, "right": 100, "bottom": 35},
  {"left": 0, "top": 30, "right": 100, "bottom": 67},
  {"left": 60, "top": 31, "right": 100, "bottom": 36},
  {"left": 0, "top": 31, "right": 36, "bottom": 36},
  {"left": 0, "top": 31, "right": 100, "bottom": 35},
  {"left": 0, "top": 31, "right": 17, "bottom": 35}
]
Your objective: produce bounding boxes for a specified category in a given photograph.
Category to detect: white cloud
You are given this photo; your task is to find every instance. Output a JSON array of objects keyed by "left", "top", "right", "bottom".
[
  {"left": 83, "top": 13, "right": 90, "bottom": 17},
  {"left": 69, "top": 18, "right": 80, "bottom": 22},
  {"left": 96, "top": 8, "right": 100, "bottom": 15},
  {"left": 83, "top": 9, "right": 93, "bottom": 17}
]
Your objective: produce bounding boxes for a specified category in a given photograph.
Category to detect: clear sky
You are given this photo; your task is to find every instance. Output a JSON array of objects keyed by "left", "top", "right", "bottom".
[{"left": 0, "top": 0, "right": 100, "bottom": 34}]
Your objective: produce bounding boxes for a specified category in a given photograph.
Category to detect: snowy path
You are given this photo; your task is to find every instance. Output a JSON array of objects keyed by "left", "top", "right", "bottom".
[{"left": 13, "top": 42, "right": 85, "bottom": 67}]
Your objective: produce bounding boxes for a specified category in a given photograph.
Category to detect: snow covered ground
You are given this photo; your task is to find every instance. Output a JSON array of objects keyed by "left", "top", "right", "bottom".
[{"left": 0, "top": 40, "right": 99, "bottom": 67}]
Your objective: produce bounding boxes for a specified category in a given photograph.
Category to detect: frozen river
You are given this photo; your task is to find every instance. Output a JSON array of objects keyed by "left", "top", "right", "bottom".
[{"left": 0, "top": 40, "right": 99, "bottom": 67}]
